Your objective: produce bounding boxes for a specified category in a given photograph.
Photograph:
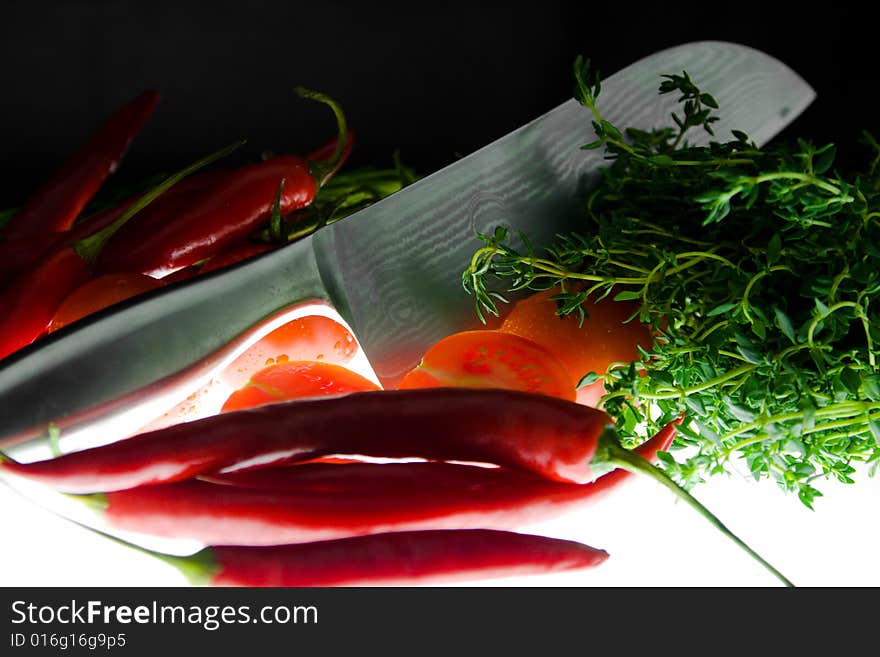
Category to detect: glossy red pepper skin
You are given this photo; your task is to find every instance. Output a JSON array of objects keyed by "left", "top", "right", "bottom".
[
  {"left": 0, "top": 388, "right": 614, "bottom": 493},
  {"left": 0, "top": 183, "right": 211, "bottom": 356},
  {"left": 203, "top": 416, "right": 676, "bottom": 492},
  {"left": 2, "top": 90, "right": 160, "bottom": 241},
  {"left": 83, "top": 169, "right": 235, "bottom": 244},
  {"left": 0, "top": 147, "right": 242, "bottom": 360},
  {"left": 0, "top": 246, "right": 91, "bottom": 359},
  {"left": 0, "top": 199, "right": 139, "bottom": 291},
  {"left": 157, "top": 264, "right": 201, "bottom": 285},
  {"left": 204, "top": 529, "right": 608, "bottom": 586},
  {"left": 0, "top": 169, "right": 230, "bottom": 290},
  {"left": 96, "top": 156, "right": 317, "bottom": 277},
  {"left": 98, "top": 422, "right": 676, "bottom": 546},
  {"left": 158, "top": 238, "right": 275, "bottom": 285},
  {"left": 197, "top": 240, "right": 274, "bottom": 275}
]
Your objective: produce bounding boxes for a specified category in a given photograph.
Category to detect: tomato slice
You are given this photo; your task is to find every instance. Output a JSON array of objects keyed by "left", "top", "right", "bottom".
[
  {"left": 500, "top": 287, "right": 652, "bottom": 407},
  {"left": 221, "top": 360, "right": 380, "bottom": 412},
  {"left": 397, "top": 330, "right": 576, "bottom": 401},
  {"left": 218, "top": 315, "right": 359, "bottom": 391},
  {"left": 48, "top": 272, "right": 163, "bottom": 333}
]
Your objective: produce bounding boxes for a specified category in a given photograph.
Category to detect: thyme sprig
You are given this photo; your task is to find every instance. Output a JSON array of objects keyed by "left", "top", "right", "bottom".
[{"left": 464, "top": 59, "right": 880, "bottom": 507}]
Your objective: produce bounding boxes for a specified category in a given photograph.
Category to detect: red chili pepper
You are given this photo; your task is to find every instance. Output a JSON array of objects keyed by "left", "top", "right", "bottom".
[
  {"left": 0, "top": 388, "right": 615, "bottom": 492},
  {"left": 1, "top": 90, "right": 160, "bottom": 241},
  {"left": 0, "top": 197, "right": 136, "bottom": 291},
  {"left": 95, "top": 87, "right": 349, "bottom": 278},
  {"left": 83, "top": 169, "right": 235, "bottom": 246},
  {"left": 82, "top": 423, "right": 676, "bottom": 546},
  {"left": 156, "top": 239, "right": 276, "bottom": 286},
  {"left": 0, "top": 202, "right": 135, "bottom": 291},
  {"left": 0, "top": 169, "right": 232, "bottom": 291},
  {"left": 0, "top": 142, "right": 242, "bottom": 361},
  {"left": 0, "top": 247, "right": 92, "bottom": 358},
  {"left": 95, "top": 155, "right": 317, "bottom": 277},
  {"left": 157, "top": 264, "right": 201, "bottom": 285},
  {"left": 157, "top": 127, "right": 354, "bottom": 281},
  {"left": 11, "top": 389, "right": 788, "bottom": 584},
  {"left": 198, "top": 240, "right": 275, "bottom": 275},
  {"left": 212, "top": 529, "right": 608, "bottom": 586},
  {"left": 98, "top": 528, "right": 609, "bottom": 586}
]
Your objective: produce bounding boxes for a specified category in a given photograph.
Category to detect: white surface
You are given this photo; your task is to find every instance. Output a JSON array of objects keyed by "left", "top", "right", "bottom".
[
  {"left": 2, "top": 461, "right": 879, "bottom": 587},
  {"left": 2, "top": 305, "right": 878, "bottom": 588}
]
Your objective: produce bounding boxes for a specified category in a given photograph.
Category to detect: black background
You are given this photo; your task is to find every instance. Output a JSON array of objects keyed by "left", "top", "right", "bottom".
[{"left": 0, "top": 1, "right": 876, "bottom": 205}]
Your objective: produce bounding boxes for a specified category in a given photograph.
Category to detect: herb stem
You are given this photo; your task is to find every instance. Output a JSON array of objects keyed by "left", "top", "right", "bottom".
[
  {"left": 620, "top": 227, "right": 714, "bottom": 247},
  {"left": 695, "top": 320, "right": 729, "bottom": 341},
  {"left": 722, "top": 401, "right": 880, "bottom": 454},
  {"left": 748, "top": 171, "right": 853, "bottom": 200},
  {"left": 807, "top": 301, "right": 859, "bottom": 347},
  {"left": 605, "top": 363, "right": 757, "bottom": 402},
  {"left": 741, "top": 265, "right": 796, "bottom": 322}
]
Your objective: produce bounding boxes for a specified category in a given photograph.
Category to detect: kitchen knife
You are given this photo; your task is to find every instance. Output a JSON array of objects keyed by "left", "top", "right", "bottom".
[{"left": 0, "top": 41, "right": 814, "bottom": 449}]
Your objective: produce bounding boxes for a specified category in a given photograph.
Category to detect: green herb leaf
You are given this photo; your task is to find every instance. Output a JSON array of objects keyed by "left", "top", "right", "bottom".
[
  {"left": 463, "top": 55, "right": 880, "bottom": 506},
  {"left": 577, "top": 372, "right": 600, "bottom": 388},
  {"left": 613, "top": 290, "right": 642, "bottom": 301}
]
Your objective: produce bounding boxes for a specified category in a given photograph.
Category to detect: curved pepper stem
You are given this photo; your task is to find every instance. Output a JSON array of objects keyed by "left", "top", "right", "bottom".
[
  {"left": 592, "top": 426, "right": 795, "bottom": 587},
  {"left": 67, "top": 517, "right": 219, "bottom": 586},
  {"left": 296, "top": 86, "right": 349, "bottom": 187},
  {"left": 66, "top": 492, "right": 109, "bottom": 513}
]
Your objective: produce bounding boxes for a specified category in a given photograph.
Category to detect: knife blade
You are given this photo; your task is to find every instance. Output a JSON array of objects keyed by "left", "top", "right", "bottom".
[{"left": 0, "top": 41, "right": 814, "bottom": 448}]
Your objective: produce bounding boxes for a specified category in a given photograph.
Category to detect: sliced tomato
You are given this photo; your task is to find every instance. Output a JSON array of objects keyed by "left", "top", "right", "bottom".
[
  {"left": 500, "top": 287, "right": 652, "bottom": 407},
  {"left": 48, "top": 272, "right": 163, "bottom": 333},
  {"left": 218, "top": 315, "right": 359, "bottom": 391},
  {"left": 397, "top": 329, "right": 576, "bottom": 401},
  {"left": 221, "top": 360, "right": 380, "bottom": 412}
]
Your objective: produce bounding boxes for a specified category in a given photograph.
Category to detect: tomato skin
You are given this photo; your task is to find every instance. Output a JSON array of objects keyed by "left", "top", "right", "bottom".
[
  {"left": 222, "top": 360, "right": 379, "bottom": 412},
  {"left": 140, "top": 316, "right": 362, "bottom": 432},
  {"left": 500, "top": 288, "right": 653, "bottom": 407},
  {"left": 48, "top": 272, "right": 163, "bottom": 333},
  {"left": 218, "top": 315, "right": 358, "bottom": 391},
  {"left": 397, "top": 330, "right": 576, "bottom": 402}
]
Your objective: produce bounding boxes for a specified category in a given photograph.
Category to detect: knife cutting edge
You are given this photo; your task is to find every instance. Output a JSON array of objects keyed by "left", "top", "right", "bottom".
[{"left": 0, "top": 41, "right": 815, "bottom": 451}]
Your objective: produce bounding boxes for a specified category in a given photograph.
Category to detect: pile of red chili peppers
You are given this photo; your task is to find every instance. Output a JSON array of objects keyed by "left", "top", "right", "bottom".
[
  {"left": 0, "top": 92, "right": 795, "bottom": 587},
  {"left": 0, "top": 385, "right": 794, "bottom": 586},
  {"left": 0, "top": 88, "right": 351, "bottom": 361},
  {"left": 2, "top": 388, "right": 683, "bottom": 585}
]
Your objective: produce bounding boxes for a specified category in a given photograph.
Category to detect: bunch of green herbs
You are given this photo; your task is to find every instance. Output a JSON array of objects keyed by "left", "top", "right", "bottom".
[{"left": 464, "top": 57, "right": 880, "bottom": 507}]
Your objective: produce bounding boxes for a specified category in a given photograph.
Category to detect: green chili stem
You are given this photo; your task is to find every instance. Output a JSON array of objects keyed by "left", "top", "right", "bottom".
[
  {"left": 296, "top": 86, "right": 348, "bottom": 187},
  {"left": 593, "top": 429, "right": 794, "bottom": 587},
  {"left": 71, "top": 518, "right": 218, "bottom": 585}
]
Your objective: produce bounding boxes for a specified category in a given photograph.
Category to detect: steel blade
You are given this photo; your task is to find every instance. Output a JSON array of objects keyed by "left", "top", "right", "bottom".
[{"left": 313, "top": 41, "right": 815, "bottom": 387}]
